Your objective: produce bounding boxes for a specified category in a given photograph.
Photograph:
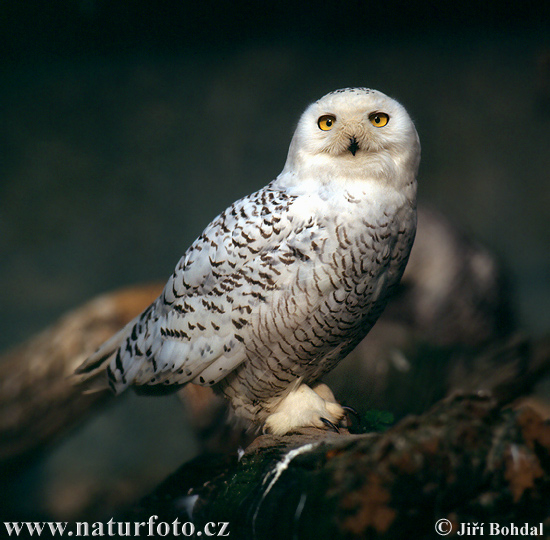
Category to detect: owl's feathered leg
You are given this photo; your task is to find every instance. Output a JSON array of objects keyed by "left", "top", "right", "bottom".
[{"left": 263, "top": 383, "right": 345, "bottom": 435}]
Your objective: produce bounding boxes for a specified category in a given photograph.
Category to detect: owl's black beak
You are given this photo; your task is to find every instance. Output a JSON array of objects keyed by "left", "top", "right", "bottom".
[{"left": 348, "top": 137, "right": 359, "bottom": 156}]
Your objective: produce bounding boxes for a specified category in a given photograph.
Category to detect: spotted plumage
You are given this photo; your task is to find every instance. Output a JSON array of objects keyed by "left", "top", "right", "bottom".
[{"left": 76, "top": 88, "right": 420, "bottom": 435}]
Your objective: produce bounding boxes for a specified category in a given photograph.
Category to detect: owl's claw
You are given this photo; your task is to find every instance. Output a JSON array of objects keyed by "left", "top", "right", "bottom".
[
  {"left": 342, "top": 405, "right": 360, "bottom": 422},
  {"left": 320, "top": 417, "right": 340, "bottom": 433},
  {"left": 340, "top": 405, "right": 362, "bottom": 432},
  {"left": 342, "top": 405, "right": 358, "bottom": 416}
]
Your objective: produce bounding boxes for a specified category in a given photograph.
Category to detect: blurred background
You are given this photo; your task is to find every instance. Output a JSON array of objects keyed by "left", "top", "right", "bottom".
[{"left": 1, "top": 0, "right": 549, "bottom": 522}]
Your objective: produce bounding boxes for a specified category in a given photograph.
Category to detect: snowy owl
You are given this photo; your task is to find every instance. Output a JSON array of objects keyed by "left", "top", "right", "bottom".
[{"left": 76, "top": 88, "right": 420, "bottom": 435}]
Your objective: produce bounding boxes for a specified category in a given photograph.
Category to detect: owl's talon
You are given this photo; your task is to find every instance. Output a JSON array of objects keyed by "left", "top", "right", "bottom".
[
  {"left": 342, "top": 405, "right": 360, "bottom": 421},
  {"left": 342, "top": 405, "right": 358, "bottom": 416},
  {"left": 320, "top": 417, "right": 340, "bottom": 433}
]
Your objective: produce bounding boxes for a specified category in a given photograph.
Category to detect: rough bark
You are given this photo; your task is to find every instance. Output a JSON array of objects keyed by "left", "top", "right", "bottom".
[{"left": 130, "top": 393, "right": 550, "bottom": 540}]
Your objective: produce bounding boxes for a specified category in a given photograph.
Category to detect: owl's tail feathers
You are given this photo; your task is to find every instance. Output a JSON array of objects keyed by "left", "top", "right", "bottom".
[{"left": 74, "top": 323, "right": 133, "bottom": 394}]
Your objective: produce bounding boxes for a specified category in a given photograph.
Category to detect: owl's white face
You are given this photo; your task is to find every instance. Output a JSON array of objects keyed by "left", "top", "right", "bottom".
[{"left": 282, "top": 88, "right": 420, "bottom": 188}]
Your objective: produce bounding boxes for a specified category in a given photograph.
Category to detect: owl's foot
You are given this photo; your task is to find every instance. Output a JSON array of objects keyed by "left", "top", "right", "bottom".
[{"left": 264, "top": 383, "right": 345, "bottom": 436}]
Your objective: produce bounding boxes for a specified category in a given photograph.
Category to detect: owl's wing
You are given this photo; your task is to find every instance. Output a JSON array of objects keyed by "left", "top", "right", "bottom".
[{"left": 97, "top": 184, "right": 333, "bottom": 392}]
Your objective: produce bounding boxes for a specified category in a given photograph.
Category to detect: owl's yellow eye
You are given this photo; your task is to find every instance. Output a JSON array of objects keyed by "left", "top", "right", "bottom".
[
  {"left": 318, "top": 114, "right": 336, "bottom": 131},
  {"left": 369, "top": 112, "right": 389, "bottom": 128}
]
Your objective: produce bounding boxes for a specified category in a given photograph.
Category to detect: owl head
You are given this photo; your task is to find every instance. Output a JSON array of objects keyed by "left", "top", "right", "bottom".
[{"left": 282, "top": 88, "right": 420, "bottom": 188}]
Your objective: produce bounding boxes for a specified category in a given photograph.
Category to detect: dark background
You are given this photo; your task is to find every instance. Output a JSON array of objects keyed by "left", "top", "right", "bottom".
[{"left": 1, "top": 0, "right": 549, "bottom": 520}]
